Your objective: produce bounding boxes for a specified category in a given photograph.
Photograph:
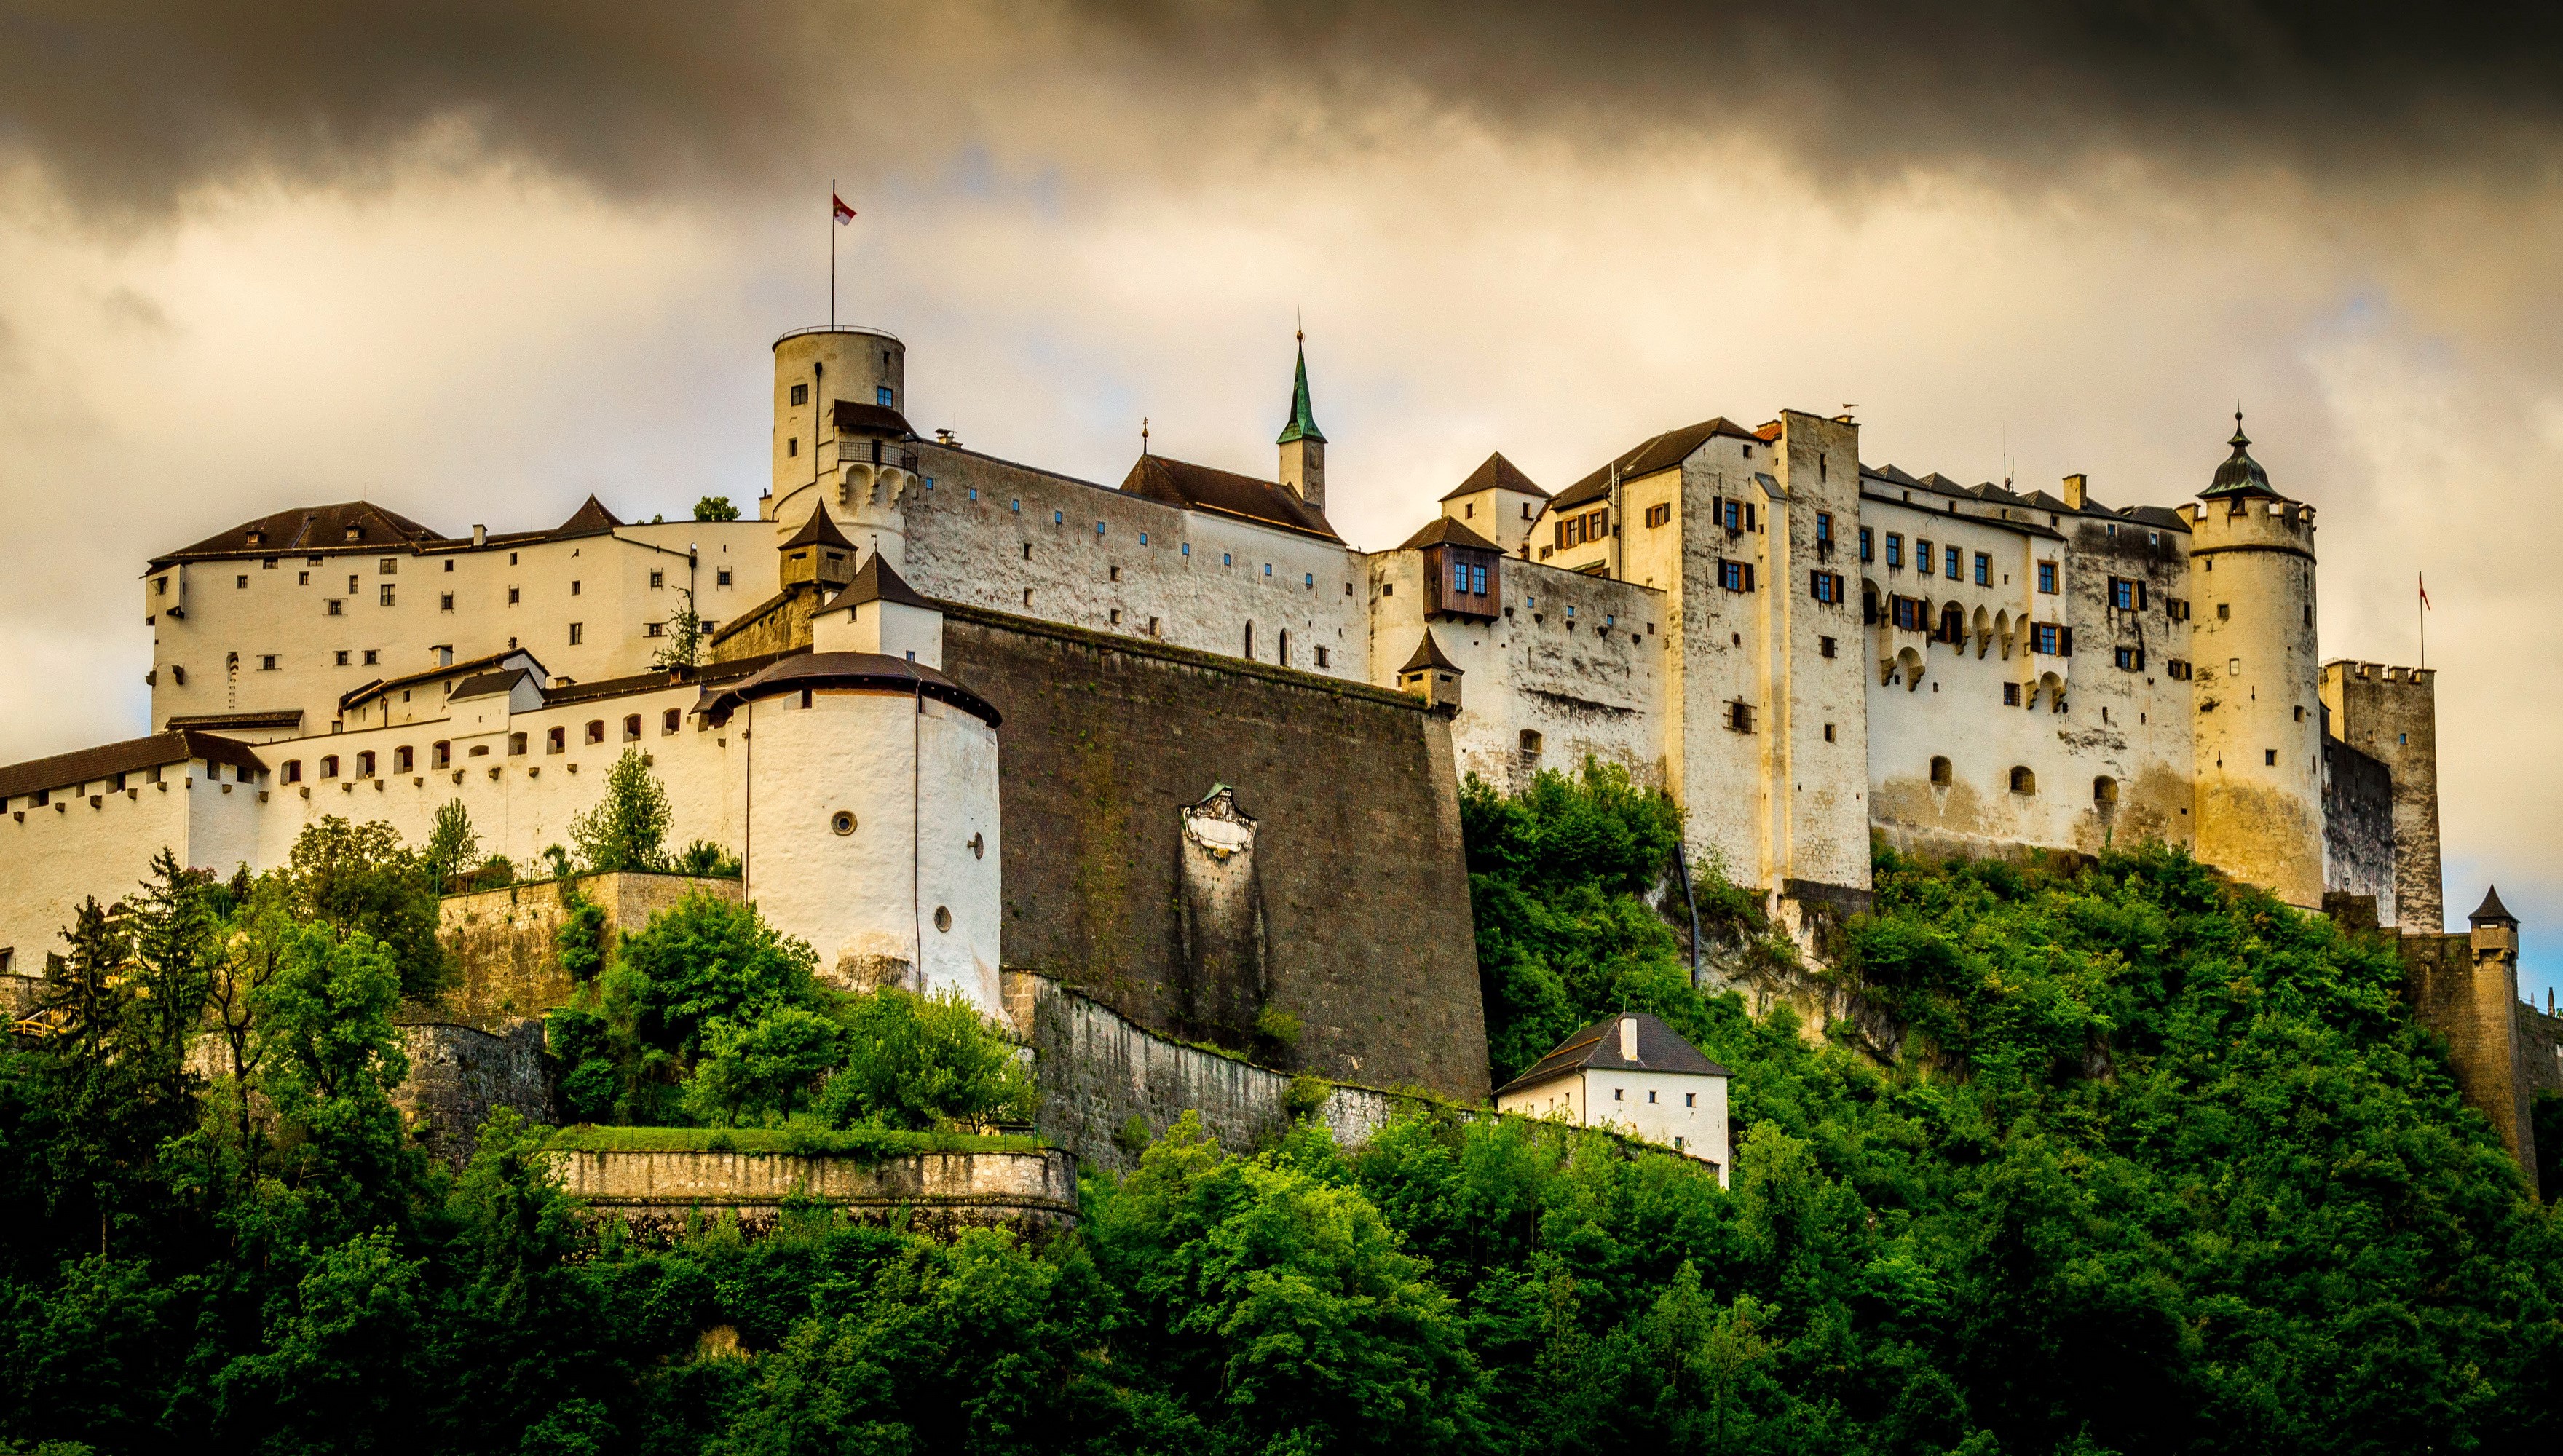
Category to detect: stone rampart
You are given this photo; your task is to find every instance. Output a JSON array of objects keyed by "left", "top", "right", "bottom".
[
  {"left": 555, "top": 1145, "right": 1078, "bottom": 1241},
  {"left": 2403, "top": 932, "right": 2539, "bottom": 1196},
  {"left": 945, "top": 604, "right": 1490, "bottom": 1101},
  {"left": 433, "top": 871, "right": 742, "bottom": 1028},
  {"left": 1006, "top": 969, "right": 1455, "bottom": 1175}
]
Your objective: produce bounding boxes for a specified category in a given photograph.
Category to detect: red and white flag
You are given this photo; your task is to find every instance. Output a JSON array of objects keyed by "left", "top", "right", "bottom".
[
  {"left": 832, "top": 193, "right": 856, "bottom": 226},
  {"left": 2419, "top": 572, "right": 2431, "bottom": 609}
]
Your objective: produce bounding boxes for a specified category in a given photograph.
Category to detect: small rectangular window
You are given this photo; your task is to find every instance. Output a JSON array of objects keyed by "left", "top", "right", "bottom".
[
  {"left": 2264, "top": 748, "right": 2278, "bottom": 766},
  {"left": 646, "top": 622, "right": 665, "bottom": 637},
  {"left": 569, "top": 622, "right": 583, "bottom": 645},
  {"left": 2004, "top": 681, "right": 2021, "bottom": 705},
  {"left": 379, "top": 585, "right": 395, "bottom": 606},
  {"left": 440, "top": 593, "right": 454, "bottom": 612},
  {"left": 363, "top": 649, "right": 377, "bottom": 666},
  {"left": 1819, "top": 636, "right": 1836, "bottom": 659},
  {"left": 789, "top": 382, "right": 809, "bottom": 405},
  {"left": 1974, "top": 552, "right": 1991, "bottom": 585},
  {"left": 335, "top": 650, "right": 350, "bottom": 666},
  {"left": 260, "top": 654, "right": 277, "bottom": 671},
  {"left": 379, "top": 558, "right": 396, "bottom": 575},
  {"left": 570, "top": 580, "right": 580, "bottom": 596},
  {"left": 1815, "top": 511, "right": 1833, "bottom": 545},
  {"left": 1859, "top": 526, "right": 1874, "bottom": 563},
  {"left": 1645, "top": 502, "right": 1671, "bottom": 528},
  {"left": 1917, "top": 538, "right": 1934, "bottom": 569},
  {"left": 236, "top": 575, "right": 248, "bottom": 589},
  {"left": 876, "top": 385, "right": 893, "bottom": 407},
  {"left": 2037, "top": 561, "right": 2058, "bottom": 594},
  {"left": 1946, "top": 545, "right": 1961, "bottom": 579},
  {"left": 1720, "top": 560, "right": 1755, "bottom": 592},
  {"left": 1885, "top": 533, "right": 1903, "bottom": 569},
  {"left": 649, "top": 570, "right": 664, "bottom": 588}
]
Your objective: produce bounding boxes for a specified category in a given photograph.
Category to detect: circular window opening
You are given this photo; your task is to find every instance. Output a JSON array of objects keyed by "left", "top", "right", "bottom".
[
  {"left": 831, "top": 810, "right": 856, "bottom": 836},
  {"left": 933, "top": 906, "right": 952, "bottom": 933}
]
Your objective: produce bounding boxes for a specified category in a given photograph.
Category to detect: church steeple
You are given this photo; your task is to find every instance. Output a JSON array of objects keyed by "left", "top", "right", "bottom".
[{"left": 1276, "top": 330, "right": 1327, "bottom": 513}]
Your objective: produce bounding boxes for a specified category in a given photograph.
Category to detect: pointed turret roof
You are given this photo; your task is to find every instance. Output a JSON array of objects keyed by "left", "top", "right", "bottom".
[
  {"left": 2201, "top": 413, "right": 2280, "bottom": 501},
  {"left": 2470, "top": 885, "right": 2518, "bottom": 926},
  {"left": 1276, "top": 334, "right": 1325, "bottom": 446},
  {"left": 840, "top": 550, "right": 931, "bottom": 609},
  {"left": 781, "top": 502, "right": 857, "bottom": 553},
  {"left": 1442, "top": 451, "right": 1549, "bottom": 502},
  {"left": 1399, "top": 629, "right": 1460, "bottom": 676},
  {"left": 558, "top": 494, "right": 624, "bottom": 535}
]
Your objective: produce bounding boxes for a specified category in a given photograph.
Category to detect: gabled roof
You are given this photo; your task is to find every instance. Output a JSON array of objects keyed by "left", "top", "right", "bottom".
[
  {"left": 1552, "top": 418, "right": 1763, "bottom": 510},
  {"left": 1398, "top": 629, "right": 1459, "bottom": 675},
  {"left": 1442, "top": 451, "right": 1549, "bottom": 502},
  {"left": 1495, "top": 1011, "right": 1729, "bottom": 1096},
  {"left": 451, "top": 668, "right": 533, "bottom": 701},
  {"left": 0, "top": 730, "right": 267, "bottom": 804},
  {"left": 341, "top": 647, "right": 548, "bottom": 715},
  {"left": 1276, "top": 339, "right": 1326, "bottom": 446},
  {"left": 782, "top": 502, "right": 857, "bottom": 553},
  {"left": 837, "top": 550, "right": 932, "bottom": 610},
  {"left": 151, "top": 501, "right": 446, "bottom": 569},
  {"left": 1397, "top": 515, "right": 1501, "bottom": 552},
  {"left": 1119, "top": 454, "right": 1340, "bottom": 542},
  {"left": 832, "top": 400, "right": 917, "bottom": 439},
  {"left": 2470, "top": 885, "right": 2517, "bottom": 926}
]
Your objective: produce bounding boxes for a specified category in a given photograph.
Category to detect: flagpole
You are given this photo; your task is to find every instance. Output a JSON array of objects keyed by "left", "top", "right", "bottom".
[
  {"left": 829, "top": 178, "right": 837, "bottom": 330},
  {"left": 2418, "top": 572, "right": 2427, "bottom": 669}
]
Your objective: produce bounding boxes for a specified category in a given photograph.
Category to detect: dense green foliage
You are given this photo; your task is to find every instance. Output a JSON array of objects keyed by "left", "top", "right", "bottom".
[
  {"left": 3, "top": 772, "right": 2558, "bottom": 1454},
  {"left": 570, "top": 749, "right": 675, "bottom": 874}
]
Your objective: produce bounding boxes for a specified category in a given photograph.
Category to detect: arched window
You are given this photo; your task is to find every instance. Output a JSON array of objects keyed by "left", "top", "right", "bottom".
[
  {"left": 431, "top": 741, "right": 450, "bottom": 769},
  {"left": 509, "top": 732, "right": 527, "bottom": 756},
  {"left": 394, "top": 745, "right": 413, "bottom": 773},
  {"left": 319, "top": 755, "right": 339, "bottom": 779},
  {"left": 1278, "top": 629, "right": 1291, "bottom": 666},
  {"left": 1243, "top": 621, "right": 1255, "bottom": 660},
  {"left": 355, "top": 751, "right": 375, "bottom": 777},
  {"left": 281, "top": 759, "right": 302, "bottom": 784},
  {"left": 2009, "top": 766, "right": 2036, "bottom": 794},
  {"left": 585, "top": 719, "right": 605, "bottom": 745},
  {"left": 2093, "top": 775, "right": 2119, "bottom": 804},
  {"left": 1939, "top": 603, "right": 1965, "bottom": 642},
  {"left": 546, "top": 727, "right": 566, "bottom": 753},
  {"left": 661, "top": 708, "right": 681, "bottom": 735},
  {"left": 623, "top": 714, "right": 641, "bottom": 740},
  {"left": 1929, "top": 756, "right": 1952, "bottom": 787}
]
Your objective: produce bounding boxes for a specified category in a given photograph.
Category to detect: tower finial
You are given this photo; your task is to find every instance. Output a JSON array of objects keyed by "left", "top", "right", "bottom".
[{"left": 1142, "top": 416, "right": 1150, "bottom": 455}]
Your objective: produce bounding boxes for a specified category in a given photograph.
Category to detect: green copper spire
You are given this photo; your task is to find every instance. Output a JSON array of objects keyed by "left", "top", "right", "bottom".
[{"left": 1276, "top": 331, "right": 1325, "bottom": 446}]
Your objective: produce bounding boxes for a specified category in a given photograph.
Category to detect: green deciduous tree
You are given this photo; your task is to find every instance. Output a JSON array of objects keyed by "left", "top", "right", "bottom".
[
  {"left": 283, "top": 817, "right": 451, "bottom": 1000},
  {"left": 570, "top": 751, "right": 671, "bottom": 874}
]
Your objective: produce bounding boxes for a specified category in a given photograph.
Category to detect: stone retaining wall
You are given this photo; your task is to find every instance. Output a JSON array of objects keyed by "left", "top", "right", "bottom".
[
  {"left": 433, "top": 871, "right": 741, "bottom": 1029},
  {"left": 555, "top": 1145, "right": 1078, "bottom": 1241}
]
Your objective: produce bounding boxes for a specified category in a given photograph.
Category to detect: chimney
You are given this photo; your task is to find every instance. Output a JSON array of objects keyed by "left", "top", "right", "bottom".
[
  {"left": 2061, "top": 474, "right": 2088, "bottom": 510},
  {"left": 471, "top": 523, "right": 487, "bottom": 546},
  {"left": 1618, "top": 1016, "right": 1639, "bottom": 1061}
]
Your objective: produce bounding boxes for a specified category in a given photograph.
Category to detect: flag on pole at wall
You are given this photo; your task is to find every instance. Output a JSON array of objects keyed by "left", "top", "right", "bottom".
[
  {"left": 833, "top": 193, "right": 856, "bottom": 225},
  {"left": 2420, "top": 572, "right": 2431, "bottom": 609}
]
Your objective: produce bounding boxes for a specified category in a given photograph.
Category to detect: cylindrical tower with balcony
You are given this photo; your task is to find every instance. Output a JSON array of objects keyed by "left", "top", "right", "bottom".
[
  {"left": 771, "top": 328, "right": 917, "bottom": 564},
  {"left": 2184, "top": 415, "right": 2324, "bottom": 906}
]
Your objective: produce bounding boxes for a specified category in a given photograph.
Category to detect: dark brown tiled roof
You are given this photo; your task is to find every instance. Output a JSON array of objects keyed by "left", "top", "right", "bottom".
[
  {"left": 1552, "top": 419, "right": 1762, "bottom": 510},
  {"left": 1396, "top": 515, "right": 1501, "bottom": 552},
  {"left": 836, "top": 551, "right": 932, "bottom": 609},
  {"left": 162, "top": 708, "right": 304, "bottom": 732},
  {"left": 1119, "top": 455, "right": 1340, "bottom": 542},
  {"left": 1398, "top": 629, "right": 1459, "bottom": 676},
  {"left": 1493, "top": 1012, "right": 1729, "bottom": 1097},
  {"left": 0, "top": 730, "right": 266, "bottom": 804},
  {"left": 1441, "top": 451, "right": 1549, "bottom": 502},
  {"left": 555, "top": 495, "right": 624, "bottom": 537},
  {"left": 782, "top": 502, "right": 857, "bottom": 553},
  {"left": 451, "top": 669, "right": 532, "bottom": 700},
  {"left": 151, "top": 502, "right": 446, "bottom": 569},
  {"left": 700, "top": 652, "right": 1000, "bottom": 729},
  {"left": 832, "top": 400, "right": 917, "bottom": 438}
]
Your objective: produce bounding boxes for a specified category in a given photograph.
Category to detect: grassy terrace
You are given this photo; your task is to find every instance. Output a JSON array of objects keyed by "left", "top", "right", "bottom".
[{"left": 545, "top": 1125, "right": 1046, "bottom": 1158}]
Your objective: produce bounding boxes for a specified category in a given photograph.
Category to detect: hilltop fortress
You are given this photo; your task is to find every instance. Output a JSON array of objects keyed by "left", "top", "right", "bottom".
[{"left": 2, "top": 321, "right": 2546, "bottom": 1171}]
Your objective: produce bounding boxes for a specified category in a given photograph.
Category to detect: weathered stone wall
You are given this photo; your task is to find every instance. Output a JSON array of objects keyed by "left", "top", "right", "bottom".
[
  {"left": 2402, "top": 930, "right": 2539, "bottom": 1197},
  {"left": 946, "top": 606, "right": 1490, "bottom": 1099},
  {"left": 392, "top": 1019, "right": 555, "bottom": 1168},
  {"left": 1006, "top": 970, "right": 1439, "bottom": 1176},
  {"left": 2521, "top": 1000, "right": 2563, "bottom": 1101},
  {"left": 2322, "top": 735, "right": 2396, "bottom": 925},
  {"left": 2322, "top": 662, "right": 2443, "bottom": 930},
  {"left": 556, "top": 1145, "right": 1078, "bottom": 1241},
  {"left": 433, "top": 871, "right": 742, "bottom": 1029}
]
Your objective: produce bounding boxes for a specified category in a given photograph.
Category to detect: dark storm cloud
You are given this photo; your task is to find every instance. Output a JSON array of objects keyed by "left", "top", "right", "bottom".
[{"left": 6, "top": 1, "right": 2563, "bottom": 213}]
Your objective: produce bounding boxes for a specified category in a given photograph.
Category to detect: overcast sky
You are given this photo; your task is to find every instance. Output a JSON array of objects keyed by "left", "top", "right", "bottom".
[{"left": 4, "top": 1, "right": 2560, "bottom": 994}]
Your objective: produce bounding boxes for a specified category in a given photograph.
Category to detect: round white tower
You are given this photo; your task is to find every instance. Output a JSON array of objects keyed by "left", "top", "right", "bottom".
[
  {"left": 2184, "top": 416, "right": 2324, "bottom": 907},
  {"left": 770, "top": 328, "right": 917, "bottom": 566},
  {"left": 706, "top": 651, "right": 1003, "bottom": 1016}
]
